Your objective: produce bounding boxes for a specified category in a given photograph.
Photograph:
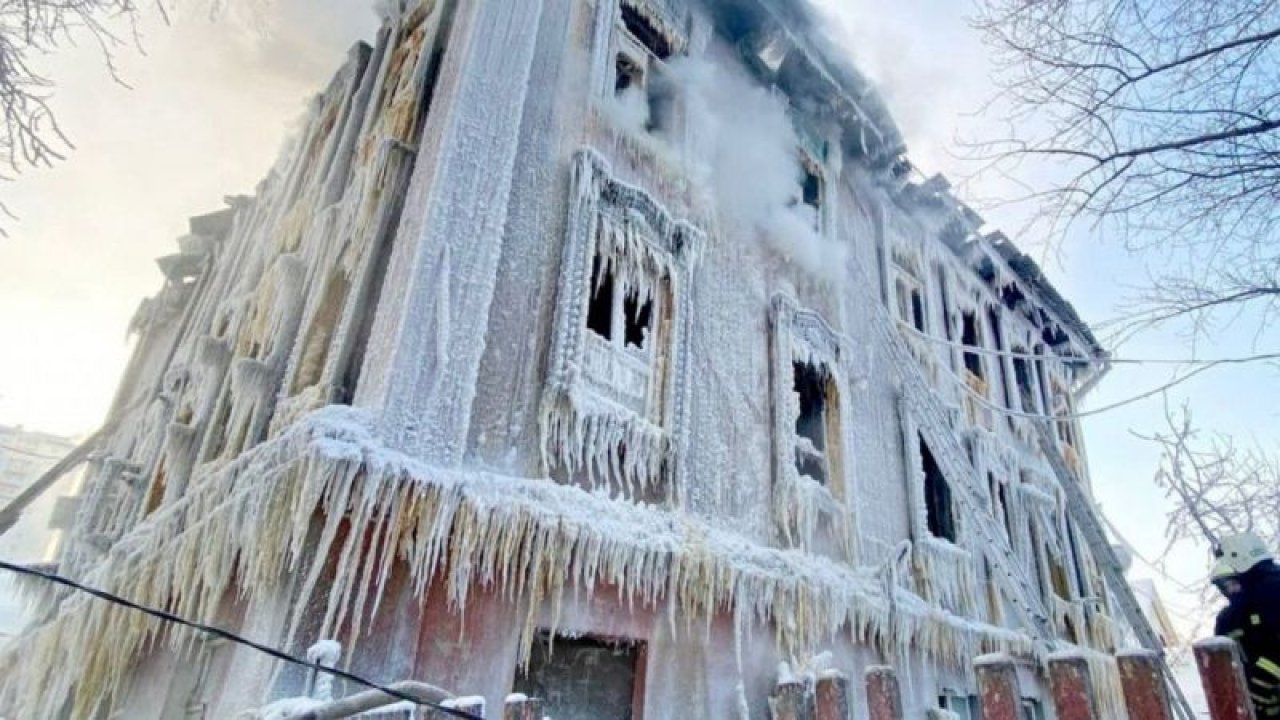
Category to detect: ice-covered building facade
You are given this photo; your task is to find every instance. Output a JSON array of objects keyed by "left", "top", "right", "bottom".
[{"left": 0, "top": 0, "right": 1138, "bottom": 717}]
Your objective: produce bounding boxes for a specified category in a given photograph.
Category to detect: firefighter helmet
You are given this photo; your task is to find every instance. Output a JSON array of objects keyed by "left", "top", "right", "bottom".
[{"left": 1214, "top": 532, "right": 1274, "bottom": 575}]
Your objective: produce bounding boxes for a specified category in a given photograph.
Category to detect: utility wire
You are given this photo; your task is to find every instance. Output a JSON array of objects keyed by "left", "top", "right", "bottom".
[
  {"left": 0, "top": 444, "right": 67, "bottom": 461},
  {"left": 910, "top": 328, "right": 1251, "bottom": 422},
  {"left": 0, "top": 560, "right": 482, "bottom": 720},
  {"left": 894, "top": 318, "right": 1280, "bottom": 367}
]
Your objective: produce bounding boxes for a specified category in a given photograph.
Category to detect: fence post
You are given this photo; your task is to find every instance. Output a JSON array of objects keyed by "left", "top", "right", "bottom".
[
  {"left": 815, "top": 671, "right": 850, "bottom": 720},
  {"left": 1047, "top": 652, "right": 1099, "bottom": 720},
  {"left": 865, "top": 666, "right": 904, "bottom": 720},
  {"left": 1117, "top": 650, "right": 1175, "bottom": 720},
  {"left": 1195, "top": 638, "right": 1257, "bottom": 720},
  {"left": 503, "top": 694, "right": 542, "bottom": 720},
  {"left": 769, "top": 678, "right": 815, "bottom": 720},
  {"left": 975, "top": 654, "right": 1023, "bottom": 720}
]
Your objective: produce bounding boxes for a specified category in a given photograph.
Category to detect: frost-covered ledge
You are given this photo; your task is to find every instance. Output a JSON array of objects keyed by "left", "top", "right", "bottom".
[{"left": 0, "top": 407, "right": 1034, "bottom": 718}]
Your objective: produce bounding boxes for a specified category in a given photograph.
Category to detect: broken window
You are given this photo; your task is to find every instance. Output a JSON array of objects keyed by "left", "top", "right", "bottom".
[
  {"left": 987, "top": 307, "right": 1012, "bottom": 409},
  {"left": 613, "top": 2, "right": 677, "bottom": 137},
  {"left": 1012, "top": 351, "right": 1037, "bottom": 412},
  {"left": 587, "top": 255, "right": 616, "bottom": 340},
  {"left": 997, "top": 481, "right": 1015, "bottom": 542},
  {"left": 961, "top": 312, "right": 984, "bottom": 379},
  {"left": 802, "top": 163, "right": 822, "bottom": 212},
  {"left": 586, "top": 254, "right": 655, "bottom": 351},
  {"left": 920, "top": 436, "right": 956, "bottom": 542},
  {"left": 620, "top": 3, "right": 671, "bottom": 59},
  {"left": 614, "top": 54, "right": 643, "bottom": 95},
  {"left": 513, "top": 632, "right": 644, "bottom": 720},
  {"left": 793, "top": 360, "right": 835, "bottom": 485},
  {"left": 894, "top": 276, "right": 927, "bottom": 333}
]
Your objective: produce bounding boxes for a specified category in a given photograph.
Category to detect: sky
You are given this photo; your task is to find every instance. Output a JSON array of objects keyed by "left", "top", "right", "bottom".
[{"left": 1, "top": 0, "right": 1274, "bottom": 642}]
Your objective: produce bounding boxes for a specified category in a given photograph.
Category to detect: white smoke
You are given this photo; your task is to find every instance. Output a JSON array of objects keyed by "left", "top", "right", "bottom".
[{"left": 666, "top": 56, "right": 847, "bottom": 279}]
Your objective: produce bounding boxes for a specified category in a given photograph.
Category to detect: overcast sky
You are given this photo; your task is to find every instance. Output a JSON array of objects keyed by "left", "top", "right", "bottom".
[{"left": 1, "top": 0, "right": 1272, "bottom": 639}]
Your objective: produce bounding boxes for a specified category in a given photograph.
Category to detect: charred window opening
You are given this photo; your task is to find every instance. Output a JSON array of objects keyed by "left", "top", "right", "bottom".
[
  {"left": 793, "top": 360, "right": 832, "bottom": 485},
  {"left": 961, "top": 312, "right": 983, "bottom": 378},
  {"left": 614, "top": 54, "right": 643, "bottom": 95},
  {"left": 514, "top": 631, "right": 644, "bottom": 720},
  {"left": 613, "top": 3, "right": 678, "bottom": 138},
  {"left": 920, "top": 436, "right": 956, "bottom": 542},
  {"left": 621, "top": 3, "right": 671, "bottom": 59},
  {"left": 997, "top": 481, "right": 1014, "bottom": 541},
  {"left": 987, "top": 307, "right": 1011, "bottom": 408},
  {"left": 894, "top": 276, "right": 926, "bottom": 333},
  {"left": 1012, "top": 352, "right": 1036, "bottom": 412},
  {"left": 623, "top": 292, "right": 652, "bottom": 349},
  {"left": 587, "top": 255, "right": 615, "bottom": 340},
  {"left": 1028, "top": 519, "right": 1050, "bottom": 600},
  {"left": 911, "top": 290, "right": 927, "bottom": 331},
  {"left": 802, "top": 165, "right": 822, "bottom": 210}
]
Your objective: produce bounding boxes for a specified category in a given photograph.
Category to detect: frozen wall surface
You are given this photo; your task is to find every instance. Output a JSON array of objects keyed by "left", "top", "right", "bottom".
[{"left": 0, "top": 1, "right": 1131, "bottom": 718}]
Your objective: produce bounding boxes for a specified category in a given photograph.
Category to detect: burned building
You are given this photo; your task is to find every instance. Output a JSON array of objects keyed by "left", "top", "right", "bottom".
[{"left": 0, "top": 0, "right": 1154, "bottom": 718}]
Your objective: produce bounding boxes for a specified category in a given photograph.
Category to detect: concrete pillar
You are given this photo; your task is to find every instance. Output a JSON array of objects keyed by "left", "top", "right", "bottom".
[
  {"left": 1047, "top": 653, "right": 1099, "bottom": 720},
  {"left": 1117, "top": 650, "right": 1175, "bottom": 720},
  {"left": 1195, "top": 638, "right": 1257, "bottom": 720},
  {"left": 865, "top": 666, "right": 904, "bottom": 720},
  {"left": 975, "top": 654, "right": 1023, "bottom": 720},
  {"left": 770, "top": 679, "right": 815, "bottom": 720},
  {"left": 503, "top": 695, "right": 542, "bottom": 720},
  {"left": 815, "top": 672, "right": 850, "bottom": 720}
]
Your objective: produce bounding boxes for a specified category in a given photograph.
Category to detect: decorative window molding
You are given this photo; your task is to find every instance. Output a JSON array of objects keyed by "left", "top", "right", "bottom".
[
  {"left": 769, "top": 294, "right": 858, "bottom": 555},
  {"left": 541, "top": 149, "right": 702, "bottom": 500}
]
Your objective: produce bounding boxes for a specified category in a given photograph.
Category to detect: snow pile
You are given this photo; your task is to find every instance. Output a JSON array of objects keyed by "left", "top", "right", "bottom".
[{"left": 0, "top": 407, "right": 1036, "bottom": 718}]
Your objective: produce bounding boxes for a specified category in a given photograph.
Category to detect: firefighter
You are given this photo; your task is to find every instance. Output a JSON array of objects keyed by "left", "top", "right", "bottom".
[{"left": 1212, "top": 532, "right": 1280, "bottom": 717}]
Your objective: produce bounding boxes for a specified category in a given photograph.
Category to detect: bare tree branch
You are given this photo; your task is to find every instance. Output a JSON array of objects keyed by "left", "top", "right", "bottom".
[{"left": 971, "top": 0, "right": 1280, "bottom": 340}]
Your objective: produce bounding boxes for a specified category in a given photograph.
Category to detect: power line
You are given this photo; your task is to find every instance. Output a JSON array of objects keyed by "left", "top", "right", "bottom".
[
  {"left": 894, "top": 317, "right": 1280, "bottom": 367},
  {"left": 0, "top": 444, "right": 67, "bottom": 461},
  {"left": 917, "top": 332, "right": 1247, "bottom": 422},
  {"left": 0, "top": 560, "right": 482, "bottom": 720}
]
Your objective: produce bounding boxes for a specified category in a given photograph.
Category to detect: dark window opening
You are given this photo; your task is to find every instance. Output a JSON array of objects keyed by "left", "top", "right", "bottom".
[
  {"left": 513, "top": 632, "right": 644, "bottom": 720},
  {"left": 910, "top": 289, "right": 926, "bottom": 331},
  {"left": 988, "top": 307, "right": 1011, "bottom": 408},
  {"left": 802, "top": 166, "right": 822, "bottom": 210},
  {"left": 623, "top": 291, "right": 652, "bottom": 349},
  {"left": 621, "top": 3, "right": 671, "bottom": 59},
  {"left": 1066, "top": 519, "right": 1088, "bottom": 595},
  {"left": 961, "top": 312, "right": 983, "bottom": 378},
  {"left": 1012, "top": 354, "right": 1035, "bottom": 411},
  {"left": 587, "top": 255, "right": 615, "bottom": 340},
  {"left": 937, "top": 267, "right": 953, "bottom": 341},
  {"left": 920, "top": 436, "right": 956, "bottom": 542},
  {"left": 793, "top": 361, "right": 830, "bottom": 485},
  {"left": 997, "top": 482, "right": 1014, "bottom": 541},
  {"left": 614, "top": 54, "right": 643, "bottom": 95},
  {"left": 1028, "top": 520, "right": 1049, "bottom": 600}
]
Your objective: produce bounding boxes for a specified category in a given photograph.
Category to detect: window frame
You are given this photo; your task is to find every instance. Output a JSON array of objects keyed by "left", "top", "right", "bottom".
[
  {"left": 542, "top": 150, "right": 703, "bottom": 498},
  {"left": 769, "top": 294, "right": 859, "bottom": 553}
]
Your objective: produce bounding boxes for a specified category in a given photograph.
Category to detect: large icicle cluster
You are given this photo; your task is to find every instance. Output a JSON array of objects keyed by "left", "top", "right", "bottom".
[
  {"left": 913, "top": 537, "right": 983, "bottom": 620},
  {"left": 0, "top": 407, "right": 1035, "bottom": 718}
]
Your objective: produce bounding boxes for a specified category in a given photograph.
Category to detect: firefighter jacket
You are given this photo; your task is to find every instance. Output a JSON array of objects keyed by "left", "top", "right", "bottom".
[{"left": 1216, "top": 560, "right": 1280, "bottom": 717}]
